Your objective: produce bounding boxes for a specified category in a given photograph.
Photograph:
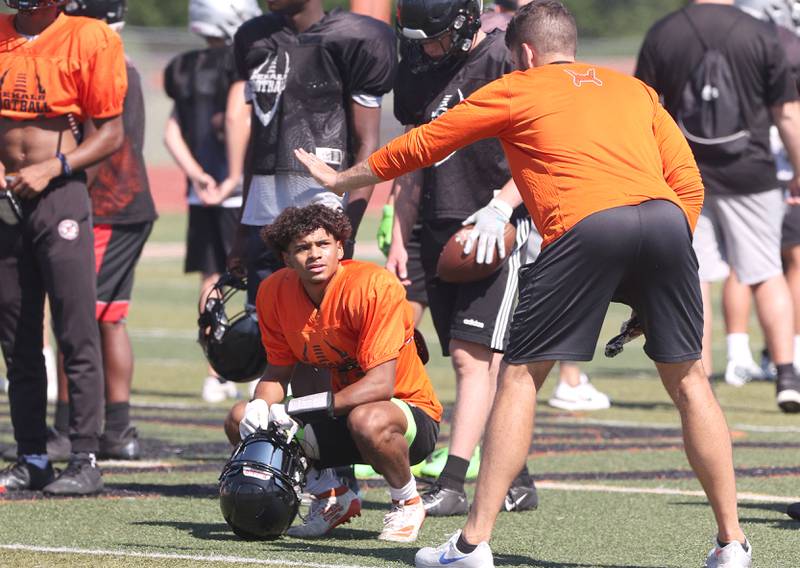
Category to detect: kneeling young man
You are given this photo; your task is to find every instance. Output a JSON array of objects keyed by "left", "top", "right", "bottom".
[{"left": 226, "top": 204, "right": 442, "bottom": 542}]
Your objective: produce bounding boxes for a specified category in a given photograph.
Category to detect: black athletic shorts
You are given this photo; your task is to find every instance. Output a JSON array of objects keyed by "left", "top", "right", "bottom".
[
  {"left": 94, "top": 222, "right": 153, "bottom": 323},
  {"left": 782, "top": 204, "right": 800, "bottom": 249},
  {"left": 405, "top": 224, "right": 428, "bottom": 306},
  {"left": 185, "top": 205, "right": 240, "bottom": 275},
  {"left": 421, "top": 217, "right": 531, "bottom": 356},
  {"left": 311, "top": 402, "right": 439, "bottom": 469},
  {"left": 505, "top": 200, "right": 702, "bottom": 364}
]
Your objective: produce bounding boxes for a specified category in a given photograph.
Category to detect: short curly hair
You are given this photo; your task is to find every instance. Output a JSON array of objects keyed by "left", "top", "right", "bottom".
[{"left": 261, "top": 204, "right": 353, "bottom": 257}]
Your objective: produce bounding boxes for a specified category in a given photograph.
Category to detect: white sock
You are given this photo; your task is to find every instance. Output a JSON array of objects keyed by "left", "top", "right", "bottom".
[
  {"left": 794, "top": 335, "right": 800, "bottom": 367},
  {"left": 304, "top": 467, "right": 340, "bottom": 495},
  {"left": 23, "top": 454, "right": 49, "bottom": 469},
  {"left": 726, "top": 333, "right": 753, "bottom": 363},
  {"left": 389, "top": 475, "right": 418, "bottom": 503}
]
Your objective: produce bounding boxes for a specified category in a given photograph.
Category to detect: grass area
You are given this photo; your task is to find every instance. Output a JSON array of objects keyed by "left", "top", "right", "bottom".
[{"left": 1, "top": 211, "right": 799, "bottom": 567}]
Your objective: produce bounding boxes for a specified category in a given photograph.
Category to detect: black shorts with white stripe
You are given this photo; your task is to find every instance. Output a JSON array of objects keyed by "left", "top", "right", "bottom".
[{"left": 420, "top": 217, "right": 531, "bottom": 356}]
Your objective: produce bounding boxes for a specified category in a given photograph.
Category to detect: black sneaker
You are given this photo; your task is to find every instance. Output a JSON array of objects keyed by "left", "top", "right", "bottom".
[
  {"left": 421, "top": 483, "right": 469, "bottom": 516},
  {"left": 99, "top": 426, "right": 140, "bottom": 460},
  {"left": 504, "top": 474, "right": 538, "bottom": 512},
  {"left": 2, "top": 428, "right": 71, "bottom": 463},
  {"left": 43, "top": 453, "right": 103, "bottom": 496},
  {"left": 777, "top": 374, "right": 800, "bottom": 413},
  {"left": 788, "top": 502, "right": 800, "bottom": 521},
  {"left": 0, "top": 459, "right": 55, "bottom": 491}
]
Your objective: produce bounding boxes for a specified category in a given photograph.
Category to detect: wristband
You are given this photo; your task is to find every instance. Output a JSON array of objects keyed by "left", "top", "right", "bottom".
[
  {"left": 286, "top": 392, "right": 334, "bottom": 424},
  {"left": 56, "top": 152, "right": 72, "bottom": 177}
]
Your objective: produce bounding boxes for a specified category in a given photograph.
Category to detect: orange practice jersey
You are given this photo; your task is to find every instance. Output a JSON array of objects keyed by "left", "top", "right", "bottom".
[
  {"left": 256, "top": 260, "right": 443, "bottom": 422},
  {"left": 0, "top": 13, "right": 126, "bottom": 121},
  {"left": 369, "top": 63, "right": 704, "bottom": 248}
]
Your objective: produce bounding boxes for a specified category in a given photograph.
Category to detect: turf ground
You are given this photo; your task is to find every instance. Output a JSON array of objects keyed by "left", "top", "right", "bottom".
[{"left": 1, "top": 211, "right": 799, "bottom": 568}]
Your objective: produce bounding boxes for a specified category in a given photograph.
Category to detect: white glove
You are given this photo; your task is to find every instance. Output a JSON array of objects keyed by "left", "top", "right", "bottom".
[
  {"left": 268, "top": 403, "right": 299, "bottom": 440},
  {"left": 239, "top": 398, "right": 270, "bottom": 440},
  {"left": 462, "top": 198, "right": 513, "bottom": 264}
]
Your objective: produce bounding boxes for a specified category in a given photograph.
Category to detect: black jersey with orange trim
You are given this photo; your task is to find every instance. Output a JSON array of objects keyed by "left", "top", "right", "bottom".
[
  {"left": 90, "top": 62, "right": 156, "bottom": 225},
  {"left": 233, "top": 9, "right": 396, "bottom": 176}
]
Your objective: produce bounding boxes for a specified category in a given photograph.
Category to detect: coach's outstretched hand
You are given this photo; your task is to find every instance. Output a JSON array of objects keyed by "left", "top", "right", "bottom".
[
  {"left": 462, "top": 198, "right": 513, "bottom": 264},
  {"left": 294, "top": 148, "right": 382, "bottom": 195}
]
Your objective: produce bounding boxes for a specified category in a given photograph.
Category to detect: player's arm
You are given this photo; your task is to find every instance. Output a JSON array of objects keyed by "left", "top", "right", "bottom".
[
  {"left": 217, "top": 80, "right": 251, "bottom": 202},
  {"left": 163, "top": 107, "right": 218, "bottom": 198},
  {"left": 344, "top": 101, "right": 382, "bottom": 237},
  {"left": 226, "top": 81, "right": 255, "bottom": 275},
  {"left": 295, "top": 77, "right": 512, "bottom": 194},
  {"left": 251, "top": 364, "right": 293, "bottom": 405},
  {"left": 772, "top": 99, "right": 800, "bottom": 203},
  {"left": 331, "top": 359, "right": 396, "bottom": 416}
]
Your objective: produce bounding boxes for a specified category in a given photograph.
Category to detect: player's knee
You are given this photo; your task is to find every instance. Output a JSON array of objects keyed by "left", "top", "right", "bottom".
[
  {"left": 347, "top": 404, "right": 392, "bottom": 445},
  {"left": 224, "top": 400, "right": 248, "bottom": 446}
]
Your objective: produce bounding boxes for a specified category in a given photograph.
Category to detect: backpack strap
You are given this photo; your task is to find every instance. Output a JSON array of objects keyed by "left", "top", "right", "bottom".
[{"left": 682, "top": 7, "right": 745, "bottom": 52}]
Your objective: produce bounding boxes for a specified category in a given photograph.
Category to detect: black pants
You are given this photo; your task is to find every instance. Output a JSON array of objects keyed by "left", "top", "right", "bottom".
[{"left": 0, "top": 177, "right": 103, "bottom": 455}]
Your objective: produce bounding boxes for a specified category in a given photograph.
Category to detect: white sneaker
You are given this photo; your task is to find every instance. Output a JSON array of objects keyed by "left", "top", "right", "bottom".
[
  {"left": 379, "top": 496, "right": 425, "bottom": 543},
  {"left": 548, "top": 373, "right": 611, "bottom": 411},
  {"left": 724, "top": 360, "right": 765, "bottom": 387},
  {"left": 287, "top": 486, "right": 361, "bottom": 538},
  {"left": 201, "top": 376, "right": 238, "bottom": 403},
  {"left": 415, "top": 531, "right": 494, "bottom": 568},
  {"left": 705, "top": 539, "right": 752, "bottom": 568},
  {"left": 44, "top": 346, "right": 57, "bottom": 403}
]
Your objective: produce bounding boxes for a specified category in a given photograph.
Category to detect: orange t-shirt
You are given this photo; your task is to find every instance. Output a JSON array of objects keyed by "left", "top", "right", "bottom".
[
  {"left": 256, "top": 260, "right": 443, "bottom": 422},
  {"left": 0, "top": 13, "right": 127, "bottom": 121},
  {"left": 369, "top": 63, "right": 704, "bottom": 248}
]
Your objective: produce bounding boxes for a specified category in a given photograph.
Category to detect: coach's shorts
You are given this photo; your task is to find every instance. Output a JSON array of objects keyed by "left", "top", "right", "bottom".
[
  {"left": 782, "top": 204, "right": 800, "bottom": 249},
  {"left": 505, "top": 200, "right": 702, "bottom": 364},
  {"left": 185, "top": 205, "right": 240, "bottom": 275},
  {"left": 405, "top": 224, "right": 428, "bottom": 306},
  {"left": 692, "top": 190, "right": 785, "bottom": 285},
  {"left": 310, "top": 399, "right": 439, "bottom": 468},
  {"left": 421, "top": 217, "right": 532, "bottom": 356},
  {"left": 94, "top": 222, "right": 153, "bottom": 323}
]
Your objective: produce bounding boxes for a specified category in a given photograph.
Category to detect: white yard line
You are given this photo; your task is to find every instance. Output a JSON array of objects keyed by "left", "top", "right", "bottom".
[
  {"left": 537, "top": 481, "right": 799, "bottom": 503},
  {"left": 562, "top": 416, "right": 800, "bottom": 434},
  {"left": 0, "top": 544, "right": 387, "bottom": 568}
]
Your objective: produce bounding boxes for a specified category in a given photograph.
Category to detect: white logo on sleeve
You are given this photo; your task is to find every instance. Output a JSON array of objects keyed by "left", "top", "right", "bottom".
[
  {"left": 463, "top": 318, "right": 485, "bottom": 329},
  {"left": 58, "top": 219, "right": 79, "bottom": 241}
]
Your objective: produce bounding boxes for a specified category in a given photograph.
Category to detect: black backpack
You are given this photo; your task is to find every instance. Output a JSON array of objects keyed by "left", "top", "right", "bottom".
[{"left": 676, "top": 10, "right": 750, "bottom": 160}]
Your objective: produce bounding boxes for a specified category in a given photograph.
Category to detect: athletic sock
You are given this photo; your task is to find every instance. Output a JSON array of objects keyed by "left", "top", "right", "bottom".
[
  {"left": 438, "top": 455, "right": 470, "bottom": 492},
  {"left": 512, "top": 464, "right": 532, "bottom": 486},
  {"left": 54, "top": 401, "right": 69, "bottom": 434},
  {"left": 717, "top": 539, "right": 749, "bottom": 552},
  {"left": 304, "top": 467, "right": 340, "bottom": 496},
  {"left": 104, "top": 402, "right": 130, "bottom": 435},
  {"left": 22, "top": 454, "right": 49, "bottom": 469},
  {"left": 776, "top": 363, "right": 796, "bottom": 382},
  {"left": 455, "top": 533, "right": 478, "bottom": 554},
  {"left": 389, "top": 475, "right": 418, "bottom": 502},
  {"left": 726, "top": 333, "right": 752, "bottom": 363}
]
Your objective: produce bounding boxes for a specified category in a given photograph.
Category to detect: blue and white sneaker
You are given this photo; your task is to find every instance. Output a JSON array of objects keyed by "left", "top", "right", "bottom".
[{"left": 415, "top": 531, "right": 494, "bottom": 568}]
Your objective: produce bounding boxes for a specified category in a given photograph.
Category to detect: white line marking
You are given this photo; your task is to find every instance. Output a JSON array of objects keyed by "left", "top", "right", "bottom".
[
  {"left": 0, "top": 544, "right": 387, "bottom": 568},
  {"left": 537, "top": 481, "right": 800, "bottom": 503},
  {"left": 547, "top": 416, "right": 800, "bottom": 434}
]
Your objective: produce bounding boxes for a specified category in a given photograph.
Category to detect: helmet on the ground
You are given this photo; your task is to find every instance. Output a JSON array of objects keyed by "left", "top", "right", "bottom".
[
  {"left": 64, "top": 0, "right": 126, "bottom": 24},
  {"left": 198, "top": 273, "right": 267, "bottom": 383},
  {"left": 189, "top": 0, "right": 262, "bottom": 42},
  {"left": 736, "top": 0, "right": 795, "bottom": 29},
  {"left": 397, "top": 0, "right": 483, "bottom": 73},
  {"left": 219, "top": 426, "right": 308, "bottom": 539},
  {"left": 4, "top": 0, "right": 67, "bottom": 11}
]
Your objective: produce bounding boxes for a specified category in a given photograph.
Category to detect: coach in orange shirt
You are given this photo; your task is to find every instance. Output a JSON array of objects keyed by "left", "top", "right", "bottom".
[
  {"left": 226, "top": 204, "right": 441, "bottom": 543},
  {"left": 296, "top": 2, "right": 750, "bottom": 567}
]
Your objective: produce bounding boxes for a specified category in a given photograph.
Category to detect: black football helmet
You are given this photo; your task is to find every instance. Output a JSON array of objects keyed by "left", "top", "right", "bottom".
[
  {"left": 219, "top": 426, "right": 309, "bottom": 539},
  {"left": 4, "top": 0, "right": 67, "bottom": 11},
  {"left": 397, "top": 0, "right": 483, "bottom": 73},
  {"left": 198, "top": 273, "right": 267, "bottom": 383},
  {"left": 63, "top": 0, "right": 126, "bottom": 24}
]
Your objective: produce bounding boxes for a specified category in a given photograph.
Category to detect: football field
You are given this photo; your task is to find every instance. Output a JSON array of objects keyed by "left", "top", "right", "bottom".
[{"left": 1, "top": 212, "right": 799, "bottom": 568}]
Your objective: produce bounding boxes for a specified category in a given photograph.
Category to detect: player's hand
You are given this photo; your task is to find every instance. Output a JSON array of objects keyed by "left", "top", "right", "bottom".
[
  {"left": 462, "top": 198, "right": 513, "bottom": 264},
  {"left": 192, "top": 172, "right": 218, "bottom": 202},
  {"left": 386, "top": 239, "right": 411, "bottom": 286},
  {"left": 377, "top": 204, "right": 394, "bottom": 257},
  {"left": 268, "top": 403, "right": 299, "bottom": 440},
  {"left": 787, "top": 175, "right": 800, "bottom": 205},
  {"left": 294, "top": 148, "right": 338, "bottom": 191},
  {"left": 239, "top": 398, "right": 270, "bottom": 439},
  {"left": 12, "top": 158, "right": 61, "bottom": 199}
]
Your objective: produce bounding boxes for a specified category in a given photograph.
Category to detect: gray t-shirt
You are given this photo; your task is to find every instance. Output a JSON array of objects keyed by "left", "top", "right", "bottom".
[{"left": 241, "top": 174, "right": 346, "bottom": 226}]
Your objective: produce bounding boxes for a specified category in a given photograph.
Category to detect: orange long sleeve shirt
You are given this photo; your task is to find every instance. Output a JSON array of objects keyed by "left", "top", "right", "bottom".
[{"left": 369, "top": 62, "right": 704, "bottom": 248}]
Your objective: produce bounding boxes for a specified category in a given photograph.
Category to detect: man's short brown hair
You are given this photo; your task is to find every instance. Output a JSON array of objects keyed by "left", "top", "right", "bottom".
[{"left": 505, "top": 0, "right": 577, "bottom": 57}]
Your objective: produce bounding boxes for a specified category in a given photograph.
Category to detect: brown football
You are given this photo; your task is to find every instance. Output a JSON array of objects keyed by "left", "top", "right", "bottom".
[{"left": 436, "top": 223, "right": 517, "bottom": 283}]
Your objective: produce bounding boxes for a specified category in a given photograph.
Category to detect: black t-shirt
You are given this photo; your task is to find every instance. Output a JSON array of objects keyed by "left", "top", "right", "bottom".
[
  {"left": 635, "top": 4, "right": 799, "bottom": 195},
  {"left": 395, "top": 30, "right": 524, "bottom": 221},
  {"left": 90, "top": 62, "right": 157, "bottom": 225},
  {"left": 233, "top": 9, "right": 396, "bottom": 176},
  {"left": 164, "top": 46, "right": 238, "bottom": 190}
]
